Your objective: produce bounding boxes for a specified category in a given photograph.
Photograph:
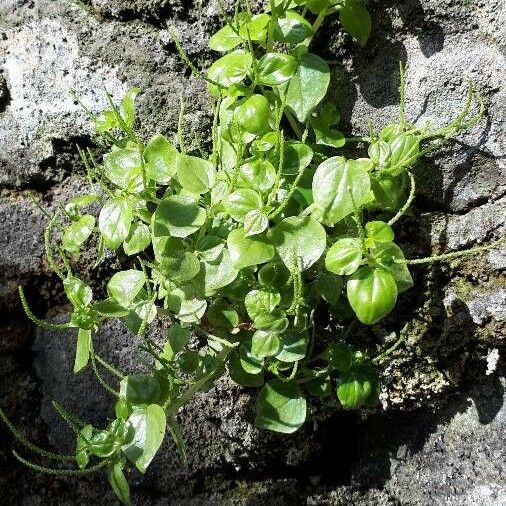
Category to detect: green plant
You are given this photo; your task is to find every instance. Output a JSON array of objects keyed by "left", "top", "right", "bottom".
[{"left": 1, "top": 0, "right": 502, "bottom": 503}]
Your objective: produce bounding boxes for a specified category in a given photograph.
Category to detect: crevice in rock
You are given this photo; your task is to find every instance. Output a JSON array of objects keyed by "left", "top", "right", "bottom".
[{"left": 0, "top": 73, "right": 11, "bottom": 113}]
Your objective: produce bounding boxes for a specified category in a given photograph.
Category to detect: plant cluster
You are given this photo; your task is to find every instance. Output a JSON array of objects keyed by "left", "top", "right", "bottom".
[{"left": 1, "top": 0, "right": 499, "bottom": 504}]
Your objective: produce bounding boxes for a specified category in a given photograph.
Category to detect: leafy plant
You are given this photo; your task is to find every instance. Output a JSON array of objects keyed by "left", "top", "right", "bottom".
[{"left": 1, "top": 0, "right": 502, "bottom": 503}]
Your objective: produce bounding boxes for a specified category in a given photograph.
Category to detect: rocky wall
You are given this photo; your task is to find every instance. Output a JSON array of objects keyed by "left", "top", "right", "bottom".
[{"left": 0, "top": 0, "right": 504, "bottom": 504}]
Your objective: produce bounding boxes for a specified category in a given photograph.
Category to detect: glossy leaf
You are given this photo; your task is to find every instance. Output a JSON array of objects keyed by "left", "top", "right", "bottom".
[
  {"left": 257, "top": 52, "right": 298, "bottom": 86},
  {"left": 154, "top": 195, "right": 206, "bottom": 238},
  {"left": 274, "top": 10, "right": 313, "bottom": 44},
  {"left": 177, "top": 154, "right": 216, "bottom": 195},
  {"left": 312, "top": 157, "right": 371, "bottom": 225},
  {"left": 251, "top": 330, "right": 281, "bottom": 358},
  {"left": 123, "top": 221, "right": 151, "bottom": 256},
  {"left": 244, "top": 210, "right": 269, "bottom": 236},
  {"left": 337, "top": 366, "right": 379, "bottom": 409},
  {"left": 108, "top": 462, "right": 131, "bottom": 506},
  {"left": 339, "top": 0, "right": 371, "bottom": 46},
  {"left": 224, "top": 189, "right": 263, "bottom": 222},
  {"left": 347, "top": 267, "right": 398, "bottom": 325},
  {"left": 255, "top": 379, "right": 306, "bottom": 433},
  {"left": 120, "top": 375, "right": 161, "bottom": 405},
  {"left": 325, "top": 237, "right": 363, "bottom": 275},
  {"left": 286, "top": 52, "right": 330, "bottom": 123},
  {"left": 144, "top": 134, "right": 178, "bottom": 184},
  {"left": 107, "top": 270, "right": 146, "bottom": 306},
  {"left": 227, "top": 228, "right": 275, "bottom": 269},
  {"left": 208, "top": 25, "right": 242, "bottom": 52},
  {"left": 160, "top": 324, "right": 191, "bottom": 362},
  {"left": 123, "top": 404, "right": 166, "bottom": 474},
  {"left": 272, "top": 216, "right": 327, "bottom": 271},
  {"left": 73, "top": 328, "right": 91, "bottom": 373},
  {"left": 98, "top": 198, "right": 133, "bottom": 250},
  {"left": 207, "top": 51, "right": 252, "bottom": 90},
  {"left": 103, "top": 148, "right": 143, "bottom": 190},
  {"left": 62, "top": 215, "right": 95, "bottom": 255}
]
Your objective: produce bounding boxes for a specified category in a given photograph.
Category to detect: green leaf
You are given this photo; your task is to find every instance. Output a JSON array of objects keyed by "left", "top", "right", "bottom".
[
  {"left": 108, "top": 462, "right": 131, "bottom": 506},
  {"left": 275, "top": 329, "right": 309, "bottom": 363},
  {"left": 245, "top": 289, "right": 281, "bottom": 321},
  {"left": 123, "top": 404, "right": 166, "bottom": 474},
  {"left": 339, "top": 0, "right": 371, "bottom": 46},
  {"left": 347, "top": 267, "right": 398, "bottom": 325},
  {"left": 124, "top": 221, "right": 151, "bottom": 256},
  {"left": 144, "top": 134, "right": 178, "bottom": 184},
  {"left": 195, "top": 235, "right": 225, "bottom": 262},
  {"left": 327, "top": 342, "right": 353, "bottom": 372},
  {"left": 199, "top": 250, "right": 239, "bottom": 296},
  {"left": 371, "top": 242, "right": 413, "bottom": 293},
  {"left": 98, "top": 198, "right": 133, "bottom": 250},
  {"left": 257, "top": 52, "right": 298, "bottom": 86},
  {"left": 365, "top": 221, "right": 394, "bottom": 243},
  {"left": 63, "top": 276, "right": 93, "bottom": 308},
  {"left": 244, "top": 210, "right": 269, "bottom": 236},
  {"left": 272, "top": 216, "right": 327, "bottom": 271},
  {"left": 255, "top": 379, "right": 306, "bottom": 433},
  {"left": 103, "top": 148, "right": 143, "bottom": 191},
  {"left": 274, "top": 10, "right": 313, "bottom": 44},
  {"left": 166, "top": 286, "right": 207, "bottom": 323},
  {"left": 368, "top": 141, "right": 391, "bottom": 166},
  {"left": 223, "top": 189, "right": 263, "bottom": 222},
  {"left": 207, "top": 301, "right": 239, "bottom": 331},
  {"left": 312, "top": 156, "right": 371, "bottom": 225},
  {"left": 286, "top": 52, "right": 330, "bottom": 123},
  {"left": 237, "top": 159, "right": 276, "bottom": 193},
  {"left": 311, "top": 103, "right": 345, "bottom": 148},
  {"left": 121, "top": 87, "right": 141, "bottom": 128},
  {"left": 258, "top": 261, "right": 291, "bottom": 288},
  {"left": 307, "top": 0, "right": 330, "bottom": 14},
  {"left": 313, "top": 272, "right": 343, "bottom": 306},
  {"left": 177, "top": 154, "right": 216, "bottom": 195},
  {"left": 371, "top": 174, "right": 405, "bottom": 210},
  {"left": 92, "top": 298, "right": 129, "bottom": 317},
  {"left": 325, "top": 237, "right": 363, "bottom": 275},
  {"left": 337, "top": 366, "right": 379, "bottom": 409},
  {"left": 124, "top": 300, "right": 157, "bottom": 335},
  {"left": 153, "top": 195, "right": 206, "bottom": 238},
  {"left": 62, "top": 214, "right": 95, "bottom": 255},
  {"left": 120, "top": 375, "right": 161, "bottom": 405},
  {"left": 385, "top": 134, "right": 420, "bottom": 175},
  {"left": 254, "top": 309, "right": 289, "bottom": 332},
  {"left": 207, "top": 50, "right": 252, "bottom": 90},
  {"left": 238, "top": 13, "right": 271, "bottom": 42},
  {"left": 73, "top": 328, "right": 91, "bottom": 373},
  {"left": 279, "top": 141, "right": 313, "bottom": 175},
  {"left": 227, "top": 228, "right": 275, "bottom": 269},
  {"left": 160, "top": 324, "right": 191, "bottom": 362},
  {"left": 159, "top": 250, "right": 201, "bottom": 283},
  {"left": 208, "top": 25, "right": 242, "bottom": 52},
  {"left": 251, "top": 330, "right": 281, "bottom": 358},
  {"left": 107, "top": 270, "right": 146, "bottom": 306},
  {"left": 228, "top": 353, "right": 264, "bottom": 387}
]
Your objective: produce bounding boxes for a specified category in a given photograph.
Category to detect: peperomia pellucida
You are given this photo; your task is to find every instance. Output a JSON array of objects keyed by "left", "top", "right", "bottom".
[{"left": 1, "top": 0, "right": 503, "bottom": 503}]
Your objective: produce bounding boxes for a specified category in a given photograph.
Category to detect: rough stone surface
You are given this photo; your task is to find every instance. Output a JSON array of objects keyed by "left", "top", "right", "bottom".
[{"left": 0, "top": 0, "right": 505, "bottom": 504}]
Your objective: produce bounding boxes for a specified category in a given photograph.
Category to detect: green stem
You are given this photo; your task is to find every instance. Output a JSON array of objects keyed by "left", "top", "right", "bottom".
[
  {"left": 388, "top": 171, "right": 415, "bottom": 226},
  {"left": 400, "top": 237, "right": 505, "bottom": 266},
  {"left": 0, "top": 408, "right": 75, "bottom": 462}
]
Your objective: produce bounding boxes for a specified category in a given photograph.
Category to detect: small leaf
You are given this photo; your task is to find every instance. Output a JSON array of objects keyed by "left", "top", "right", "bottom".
[
  {"left": 73, "top": 328, "right": 91, "bottom": 373},
  {"left": 347, "top": 267, "right": 398, "bottom": 325},
  {"left": 339, "top": 0, "right": 372, "bottom": 47},
  {"left": 286, "top": 52, "right": 330, "bottom": 123},
  {"left": 121, "top": 87, "right": 141, "bottom": 128},
  {"left": 245, "top": 289, "right": 281, "bottom": 321},
  {"left": 120, "top": 375, "right": 161, "bottom": 405},
  {"left": 207, "top": 301, "right": 239, "bottom": 331},
  {"left": 107, "top": 270, "right": 146, "bottom": 306},
  {"left": 63, "top": 276, "right": 93, "bottom": 308},
  {"left": 272, "top": 216, "right": 327, "bottom": 271},
  {"left": 62, "top": 215, "right": 95, "bottom": 255},
  {"left": 255, "top": 379, "right": 306, "bottom": 434},
  {"left": 325, "top": 237, "right": 363, "bottom": 275},
  {"left": 98, "top": 198, "right": 133, "bottom": 250},
  {"left": 311, "top": 103, "right": 345, "bottom": 149},
  {"left": 337, "top": 366, "right": 379, "bottom": 409},
  {"left": 123, "top": 221, "right": 151, "bottom": 256},
  {"left": 251, "top": 330, "right": 281, "bottom": 358},
  {"left": 103, "top": 148, "right": 143, "bottom": 191},
  {"left": 275, "top": 329, "right": 309, "bottom": 363},
  {"left": 123, "top": 404, "right": 166, "bottom": 474},
  {"left": 199, "top": 249, "right": 239, "bottom": 296},
  {"left": 274, "top": 10, "right": 313, "bottom": 44},
  {"left": 108, "top": 462, "right": 131, "bottom": 506},
  {"left": 313, "top": 272, "right": 343, "bottom": 306},
  {"left": 312, "top": 156, "right": 371, "bottom": 225},
  {"left": 365, "top": 221, "right": 394, "bottom": 243},
  {"left": 208, "top": 25, "right": 242, "bottom": 52},
  {"left": 144, "top": 134, "right": 178, "bottom": 184},
  {"left": 160, "top": 324, "right": 191, "bottom": 362},
  {"left": 257, "top": 52, "right": 298, "bottom": 86},
  {"left": 207, "top": 50, "right": 252, "bottom": 92},
  {"left": 227, "top": 228, "right": 275, "bottom": 269},
  {"left": 223, "top": 189, "right": 263, "bottom": 222},
  {"left": 238, "top": 13, "right": 271, "bottom": 42},
  {"left": 153, "top": 195, "right": 206, "bottom": 238},
  {"left": 177, "top": 154, "right": 216, "bottom": 195},
  {"left": 228, "top": 353, "right": 264, "bottom": 387},
  {"left": 244, "top": 210, "right": 269, "bottom": 236},
  {"left": 371, "top": 242, "right": 413, "bottom": 293}
]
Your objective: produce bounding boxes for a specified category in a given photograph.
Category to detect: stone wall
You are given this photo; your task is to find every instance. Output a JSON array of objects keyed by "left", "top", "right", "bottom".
[{"left": 0, "top": 1, "right": 504, "bottom": 504}]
